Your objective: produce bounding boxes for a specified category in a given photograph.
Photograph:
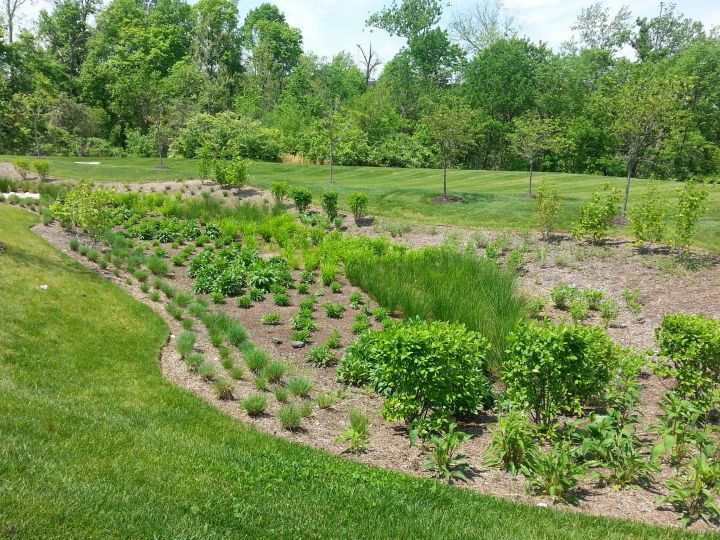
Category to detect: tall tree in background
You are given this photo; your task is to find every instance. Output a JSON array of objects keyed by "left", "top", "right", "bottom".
[
  {"left": 509, "top": 114, "right": 568, "bottom": 196},
  {"left": 630, "top": 2, "right": 704, "bottom": 62},
  {"left": 3, "top": 0, "right": 29, "bottom": 43},
  {"left": 450, "top": 0, "right": 518, "bottom": 53},
  {"left": 571, "top": 2, "right": 632, "bottom": 54},
  {"left": 357, "top": 43, "right": 380, "bottom": 86}
]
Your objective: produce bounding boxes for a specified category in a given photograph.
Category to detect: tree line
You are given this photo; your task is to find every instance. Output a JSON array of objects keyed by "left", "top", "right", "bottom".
[{"left": 1, "top": 0, "right": 719, "bottom": 185}]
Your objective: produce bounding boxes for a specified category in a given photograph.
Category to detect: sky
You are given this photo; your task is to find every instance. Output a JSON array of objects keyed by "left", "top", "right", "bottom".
[{"left": 17, "top": 0, "right": 720, "bottom": 69}]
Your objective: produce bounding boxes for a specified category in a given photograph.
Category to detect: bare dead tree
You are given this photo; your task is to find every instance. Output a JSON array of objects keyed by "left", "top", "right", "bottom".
[
  {"left": 357, "top": 43, "right": 381, "bottom": 86},
  {"left": 4, "top": 0, "right": 30, "bottom": 43}
]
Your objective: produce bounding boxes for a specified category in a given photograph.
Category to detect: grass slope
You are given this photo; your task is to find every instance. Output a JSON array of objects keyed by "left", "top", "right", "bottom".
[
  {"left": 0, "top": 205, "right": 708, "bottom": 539},
  {"left": 2, "top": 155, "right": 719, "bottom": 251}
]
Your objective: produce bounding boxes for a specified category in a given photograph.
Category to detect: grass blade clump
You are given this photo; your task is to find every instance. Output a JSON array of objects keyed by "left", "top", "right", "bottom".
[{"left": 344, "top": 246, "right": 525, "bottom": 369}]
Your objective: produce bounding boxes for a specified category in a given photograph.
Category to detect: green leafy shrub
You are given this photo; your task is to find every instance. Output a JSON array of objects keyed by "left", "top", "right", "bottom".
[
  {"left": 336, "top": 409, "right": 370, "bottom": 454},
  {"left": 671, "top": 180, "right": 709, "bottom": 254},
  {"left": 291, "top": 187, "right": 312, "bottom": 213},
  {"left": 297, "top": 283, "right": 309, "bottom": 294},
  {"left": 273, "top": 292, "right": 290, "bottom": 306},
  {"left": 278, "top": 403, "right": 302, "bottom": 430},
  {"left": 656, "top": 313, "right": 720, "bottom": 407},
  {"left": 629, "top": 181, "right": 669, "bottom": 248},
  {"left": 348, "top": 192, "right": 369, "bottom": 223},
  {"left": 527, "top": 298, "right": 545, "bottom": 319},
  {"left": 365, "top": 319, "right": 491, "bottom": 429},
  {"left": 656, "top": 451, "right": 720, "bottom": 526},
  {"left": 13, "top": 158, "right": 30, "bottom": 180},
  {"left": 330, "top": 281, "right": 342, "bottom": 293},
  {"left": 569, "top": 298, "right": 589, "bottom": 324},
  {"left": 349, "top": 292, "right": 363, "bottom": 309},
  {"left": 270, "top": 181, "right": 289, "bottom": 204},
  {"left": 503, "top": 321, "right": 620, "bottom": 428},
  {"left": 323, "top": 302, "right": 345, "bottom": 319},
  {"left": 321, "top": 191, "right": 339, "bottom": 220},
  {"left": 621, "top": 289, "right": 643, "bottom": 316},
  {"left": 550, "top": 284, "right": 578, "bottom": 310},
  {"left": 536, "top": 182, "right": 561, "bottom": 238},
  {"left": 237, "top": 295, "right": 252, "bottom": 308},
  {"left": 571, "top": 183, "right": 619, "bottom": 244},
  {"left": 581, "top": 289, "right": 604, "bottom": 310},
  {"left": 242, "top": 395, "right": 267, "bottom": 416},
  {"left": 307, "top": 345, "right": 339, "bottom": 367},
  {"left": 599, "top": 299, "right": 620, "bottom": 328},
  {"left": 423, "top": 423, "right": 472, "bottom": 484},
  {"left": 261, "top": 313, "right": 281, "bottom": 325},
  {"left": 33, "top": 160, "right": 50, "bottom": 181},
  {"left": 485, "top": 411, "right": 537, "bottom": 474},
  {"left": 325, "top": 329, "right": 341, "bottom": 349},
  {"left": 522, "top": 442, "right": 588, "bottom": 504},
  {"left": 336, "top": 332, "right": 374, "bottom": 386},
  {"left": 291, "top": 328, "right": 311, "bottom": 344}
]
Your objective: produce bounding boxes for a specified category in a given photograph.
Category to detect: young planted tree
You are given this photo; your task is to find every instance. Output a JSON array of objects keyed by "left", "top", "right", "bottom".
[
  {"left": 509, "top": 114, "right": 568, "bottom": 197},
  {"left": 536, "top": 181, "right": 561, "bottom": 239},
  {"left": 610, "top": 67, "right": 688, "bottom": 215},
  {"left": 419, "top": 99, "right": 476, "bottom": 199}
]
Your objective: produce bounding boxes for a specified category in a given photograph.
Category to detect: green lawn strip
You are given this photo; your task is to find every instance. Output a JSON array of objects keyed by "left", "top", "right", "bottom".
[
  {"left": 0, "top": 204, "right": 706, "bottom": 538},
  {"left": 3, "top": 155, "right": 718, "bottom": 252}
]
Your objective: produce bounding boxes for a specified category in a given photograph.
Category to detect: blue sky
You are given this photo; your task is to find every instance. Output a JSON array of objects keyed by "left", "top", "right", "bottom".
[{"left": 19, "top": 0, "right": 720, "bottom": 68}]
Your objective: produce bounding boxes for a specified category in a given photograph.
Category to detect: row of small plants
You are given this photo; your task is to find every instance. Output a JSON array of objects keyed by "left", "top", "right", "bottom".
[{"left": 537, "top": 180, "right": 709, "bottom": 254}]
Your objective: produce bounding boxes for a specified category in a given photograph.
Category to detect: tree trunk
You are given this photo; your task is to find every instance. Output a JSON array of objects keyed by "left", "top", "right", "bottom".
[
  {"left": 443, "top": 157, "right": 448, "bottom": 198},
  {"left": 622, "top": 160, "right": 633, "bottom": 216},
  {"left": 528, "top": 159, "right": 534, "bottom": 196},
  {"left": 329, "top": 134, "right": 334, "bottom": 184}
]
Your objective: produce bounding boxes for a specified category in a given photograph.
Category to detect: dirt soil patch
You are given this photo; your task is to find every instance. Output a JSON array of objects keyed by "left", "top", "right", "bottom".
[{"left": 429, "top": 194, "right": 464, "bottom": 204}]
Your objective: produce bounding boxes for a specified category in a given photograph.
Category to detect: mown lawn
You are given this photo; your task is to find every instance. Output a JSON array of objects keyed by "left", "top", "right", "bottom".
[
  {"left": 2, "top": 155, "right": 719, "bottom": 251},
  {"left": 0, "top": 203, "right": 710, "bottom": 539}
]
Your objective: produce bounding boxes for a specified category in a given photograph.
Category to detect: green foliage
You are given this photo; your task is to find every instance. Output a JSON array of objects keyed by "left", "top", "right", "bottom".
[
  {"left": 291, "top": 187, "right": 312, "bottom": 213},
  {"left": 550, "top": 284, "right": 578, "bottom": 309},
  {"left": 504, "top": 322, "right": 620, "bottom": 427},
  {"left": 307, "top": 345, "right": 339, "bottom": 367},
  {"left": 656, "top": 312, "right": 720, "bottom": 409},
  {"left": 146, "top": 255, "right": 169, "bottom": 276},
  {"left": 325, "top": 329, "right": 341, "bottom": 349},
  {"left": 278, "top": 403, "right": 302, "bottom": 430},
  {"left": 323, "top": 302, "right": 345, "bottom": 319},
  {"left": 177, "top": 331, "right": 196, "bottom": 357},
  {"left": 569, "top": 298, "right": 589, "bottom": 324},
  {"left": 321, "top": 191, "right": 339, "bottom": 220},
  {"left": 344, "top": 245, "right": 524, "bottom": 367},
  {"left": 423, "top": 423, "right": 472, "bottom": 484},
  {"left": 242, "top": 394, "right": 268, "bottom": 416},
  {"left": 13, "top": 159, "right": 31, "bottom": 180},
  {"left": 261, "top": 361, "right": 286, "bottom": 383},
  {"left": 288, "top": 376, "right": 313, "bottom": 398},
  {"left": 336, "top": 409, "right": 370, "bottom": 454},
  {"left": 575, "top": 408, "right": 657, "bottom": 487},
  {"left": 671, "top": 181, "right": 709, "bottom": 253},
  {"left": 357, "top": 319, "right": 491, "bottom": 428},
  {"left": 621, "top": 289, "right": 643, "bottom": 316},
  {"left": 651, "top": 392, "right": 706, "bottom": 465},
  {"left": 348, "top": 192, "right": 369, "bottom": 222},
  {"left": 197, "top": 362, "right": 217, "bottom": 381},
  {"left": 273, "top": 292, "right": 290, "bottom": 306},
  {"left": 320, "top": 261, "right": 338, "bottom": 286},
  {"left": 599, "top": 299, "right": 620, "bottom": 328},
  {"left": 485, "top": 412, "right": 537, "bottom": 475},
  {"left": 261, "top": 313, "right": 281, "bottom": 325},
  {"left": 270, "top": 181, "right": 289, "bottom": 204},
  {"left": 213, "top": 379, "right": 234, "bottom": 400},
  {"left": 237, "top": 295, "right": 252, "bottom": 308},
  {"left": 51, "top": 183, "right": 115, "bottom": 239},
  {"left": 629, "top": 181, "right": 669, "bottom": 247},
  {"left": 337, "top": 332, "right": 374, "bottom": 386},
  {"left": 536, "top": 182, "right": 562, "bottom": 238},
  {"left": 527, "top": 298, "right": 545, "bottom": 319},
  {"left": 522, "top": 442, "right": 588, "bottom": 504},
  {"left": 572, "top": 184, "right": 620, "bottom": 244},
  {"left": 656, "top": 452, "right": 720, "bottom": 526},
  {"left": 244, "top": 347, "right": 270, "bottom": 373},
  {"left": 315, "top": 392, "right": 338, "bottom": 409},
  {"left": 33, "top": 160, "right": 50, "bottom": 181}
]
